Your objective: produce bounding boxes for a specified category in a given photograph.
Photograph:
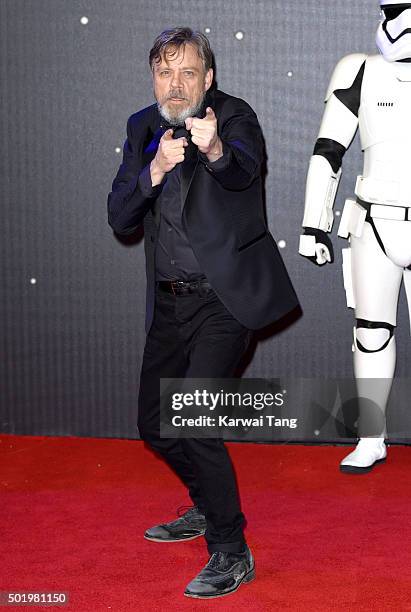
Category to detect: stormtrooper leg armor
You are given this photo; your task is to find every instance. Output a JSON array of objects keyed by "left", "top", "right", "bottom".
[
  {"left": 339, "top": 320, "right": 394, "bottom": 473},
  {"left": 340, "top": 220, "right": 406, "bottom": 473}
]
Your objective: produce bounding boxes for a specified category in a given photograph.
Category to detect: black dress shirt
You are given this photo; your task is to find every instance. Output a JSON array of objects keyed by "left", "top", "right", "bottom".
[{"left": 138, "top": 127, "right": 231, "bottom": 281}]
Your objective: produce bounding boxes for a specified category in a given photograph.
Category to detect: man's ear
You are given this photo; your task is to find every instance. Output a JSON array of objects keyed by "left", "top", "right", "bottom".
[{"left": 204, "top": 68, "right": 213, "bottom": 91}]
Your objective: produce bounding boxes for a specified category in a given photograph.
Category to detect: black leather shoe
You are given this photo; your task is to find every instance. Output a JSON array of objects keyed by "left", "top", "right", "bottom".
[
  {"left": 144, "top": 506, "right": 206, "bottom": 542},
  {"left": 184, "top": 546, "right": 255, "bottom": 598}
]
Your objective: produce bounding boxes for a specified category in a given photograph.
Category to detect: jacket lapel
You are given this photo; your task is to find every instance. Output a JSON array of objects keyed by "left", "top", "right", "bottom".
[{"left": 180, "top": 144, "right": 199, "bottom": 212}]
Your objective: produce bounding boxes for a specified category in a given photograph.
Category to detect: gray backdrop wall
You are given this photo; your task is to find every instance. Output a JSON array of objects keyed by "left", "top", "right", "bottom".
[{"left": 2, "top": 0, "right": 410, "bottom": 439}]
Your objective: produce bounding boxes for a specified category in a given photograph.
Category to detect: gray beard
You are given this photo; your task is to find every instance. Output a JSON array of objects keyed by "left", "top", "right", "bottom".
[{"left": 157, "top": 92, "right": 206, "bottom": 126}]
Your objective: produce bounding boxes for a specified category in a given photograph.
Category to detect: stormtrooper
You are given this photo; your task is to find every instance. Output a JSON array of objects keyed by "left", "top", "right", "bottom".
[{"left": 300, "top": 1, "right": 411, "bottom": 473}]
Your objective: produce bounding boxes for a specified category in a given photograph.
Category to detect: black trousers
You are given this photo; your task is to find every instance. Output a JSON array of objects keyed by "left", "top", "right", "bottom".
[{"left": 137, "top": 283, "right": 252, "bottom": 553}]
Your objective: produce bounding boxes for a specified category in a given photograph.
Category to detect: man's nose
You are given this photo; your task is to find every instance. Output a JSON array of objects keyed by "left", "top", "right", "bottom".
[{"left": 170, "top": 72, "right": 182, "bottom": 88}]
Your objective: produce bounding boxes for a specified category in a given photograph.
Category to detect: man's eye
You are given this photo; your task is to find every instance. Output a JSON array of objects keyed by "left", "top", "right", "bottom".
[
  {"left": 160, "top": 71, "right": 170, "bottom": 77},
  {"left": 184, "top": 71, "right": 194, "bottom": 77}
]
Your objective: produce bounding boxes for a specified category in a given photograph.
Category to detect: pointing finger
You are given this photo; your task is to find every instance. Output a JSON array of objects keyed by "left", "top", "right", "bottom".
[
  {"left": 162, "top": 129, "right": 174, "bottom": 140},
  {"left": 205, "top": 107, "right": 216, "bottom": 120}
]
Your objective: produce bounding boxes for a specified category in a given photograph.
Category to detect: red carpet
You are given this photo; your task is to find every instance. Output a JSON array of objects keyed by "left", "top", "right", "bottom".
[{"left": 1, "top": 435, "right": 411, "bottom": 611}]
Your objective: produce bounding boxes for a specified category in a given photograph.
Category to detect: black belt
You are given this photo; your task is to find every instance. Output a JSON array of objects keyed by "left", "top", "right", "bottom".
[
  {"left": 356, "top": 198, "right": 373, "bottom": 222},
  {"left": 157, "top": 279, "right": 213, "bottom": 296},
  {"left": 356, "top": 198, "right": 387, "bottom": 255},
  {"left": 357, "top": 198, "right": 411, "bottom": 267},
  {"left": 357, "top": 197, "right": 411, "bottom": 222}
]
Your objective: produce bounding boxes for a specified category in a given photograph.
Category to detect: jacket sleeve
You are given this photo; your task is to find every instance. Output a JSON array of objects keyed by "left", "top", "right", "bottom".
[
  {"left": 107, "top": 115, "right": 163, "bottom": 235},
  {"left": 199, "top": 98, "right": 264, "bottom": 191}
]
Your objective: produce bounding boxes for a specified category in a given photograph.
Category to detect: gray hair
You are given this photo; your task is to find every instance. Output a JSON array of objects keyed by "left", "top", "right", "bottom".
[{"left": 149, "top": 27, "right": 213, "bottom": 72}]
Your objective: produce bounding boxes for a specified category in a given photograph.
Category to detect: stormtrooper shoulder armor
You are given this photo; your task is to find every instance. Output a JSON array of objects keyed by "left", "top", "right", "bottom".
[
  {"left": 301, "top": 53, "right": 368, "bottom": 232},
  {"left": 324, "top": 53, "right": 369, "bottom": 102},
  {"left": 319, "top": 53, "right": 368, "bottom": 148}
]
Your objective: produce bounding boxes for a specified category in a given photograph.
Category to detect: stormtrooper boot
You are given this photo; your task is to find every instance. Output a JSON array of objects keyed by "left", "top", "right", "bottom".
[
  {"left": 340, "top": 326, "right": 393, "bottom": 474},
  {"left": 340, "top": 437, "right": 387, "bottom": 474}
]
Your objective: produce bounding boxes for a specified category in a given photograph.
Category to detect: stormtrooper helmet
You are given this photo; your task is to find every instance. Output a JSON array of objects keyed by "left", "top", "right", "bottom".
[{"left": 377, "top": 1, "right": 411, "bottom": 61}]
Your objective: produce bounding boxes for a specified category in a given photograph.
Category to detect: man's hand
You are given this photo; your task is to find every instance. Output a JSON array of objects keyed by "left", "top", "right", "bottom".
[
  {"left": 185, "top": 107, "right": 223, "bottom": 163},
  {"left": 150, "top": 129, "right": 188, "bottom": 186}
]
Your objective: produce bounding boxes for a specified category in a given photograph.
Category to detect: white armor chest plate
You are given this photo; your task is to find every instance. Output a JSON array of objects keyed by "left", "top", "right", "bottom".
[{"left": 357, "top": 55, "right": 411, "bottom": 205}]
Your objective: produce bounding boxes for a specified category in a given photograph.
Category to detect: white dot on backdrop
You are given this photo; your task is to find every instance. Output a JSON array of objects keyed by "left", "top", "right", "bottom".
[
  {"left": 314, "top": 429, "right": 320, "bottom": 436},
  {"left": 287, "top": 71, "right": 293, "bottom": 77},
  {"left": 115, "top": 147, "right": 121, "bottom": 154},
  {"left": 80, "top": 16, "right": 89, "bottom": 25},
  {"left": 278, "top": 240, "right": 286, "bottom": 249},
  {"left": 335, "top": 210, "right": 341, "bottom": 216},
  {"left": 235, "top": 31, "right": 244, "bottom": 40},
  {"left": 30, "top": 278, "right": 37, "bottom": 285},
  {"left": 204, "top": 27, "right": 211, "bottom": 34}
]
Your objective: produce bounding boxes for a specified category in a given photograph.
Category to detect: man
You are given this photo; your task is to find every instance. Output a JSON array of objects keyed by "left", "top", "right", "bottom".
[
  {"left": 108, "top": 27, "right": 299, "bottom": 598},
  {"left": 299, "top": 1, "right": 411, "bottom": 473}
]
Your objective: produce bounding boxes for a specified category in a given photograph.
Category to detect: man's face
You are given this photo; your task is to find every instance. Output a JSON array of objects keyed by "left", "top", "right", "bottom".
[{"left": 152, "top": 43, "right": 213, "bottom": 125}]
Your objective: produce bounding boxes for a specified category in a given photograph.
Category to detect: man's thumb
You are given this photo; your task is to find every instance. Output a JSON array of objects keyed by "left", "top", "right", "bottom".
[
  {"left": 162, "top": 128, "right": 174, "bottom": 140},
  {"left": 205, "top": 107, "right": 216, "bottom": 119}
]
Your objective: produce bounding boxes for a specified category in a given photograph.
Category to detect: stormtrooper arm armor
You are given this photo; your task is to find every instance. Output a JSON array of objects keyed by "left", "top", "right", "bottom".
[{"left": 300, "top": 53, "right": 367, "bottom": 262}]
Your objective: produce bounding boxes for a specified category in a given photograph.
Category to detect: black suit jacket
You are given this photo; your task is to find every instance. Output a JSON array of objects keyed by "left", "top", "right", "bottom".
[{"left": 108, "top": 88, "right": 299, "bottom": 332}]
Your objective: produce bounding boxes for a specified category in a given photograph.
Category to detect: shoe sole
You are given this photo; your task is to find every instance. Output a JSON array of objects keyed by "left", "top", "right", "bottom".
[
  {"left": 144, "top": 532, "right": 205, "bottom": 543},
  {"left": 339, "top": 457, "right": 386, "bottom": 475},
  {"left": 183, "top": 566, "right": 255, "bottom": 599}
]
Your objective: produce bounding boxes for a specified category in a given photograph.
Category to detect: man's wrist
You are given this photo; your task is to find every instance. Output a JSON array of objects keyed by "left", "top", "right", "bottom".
[
  {"left": 138, "top": 163, "right": 165, "bottom": 198},
  {"left": 150, "top": 159, "right": 166, "bottom": 186},
  {"left": 205, "top": 138, "right": 223, "bottom": 163}
]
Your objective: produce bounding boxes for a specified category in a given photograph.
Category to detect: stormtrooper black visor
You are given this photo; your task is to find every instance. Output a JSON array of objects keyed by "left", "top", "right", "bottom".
[
  {"left": 382, "top": 5, "right": 411, "bottom": 20},
  {"left": 382, "top": 7, "right": 411, "bottom": 43},
  {"left": 377, "top": 1, "right": 411, "bottom": 59}
]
